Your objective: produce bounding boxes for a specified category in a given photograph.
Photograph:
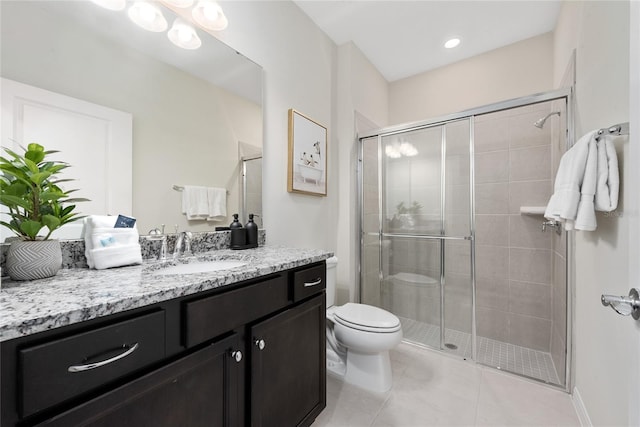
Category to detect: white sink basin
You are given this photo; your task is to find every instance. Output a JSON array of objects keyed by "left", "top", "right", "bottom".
[{"left": 154, "top": 260, "right": 247, "bottom": 276}]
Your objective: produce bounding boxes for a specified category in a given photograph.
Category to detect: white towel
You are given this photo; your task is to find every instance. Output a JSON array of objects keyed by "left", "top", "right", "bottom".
[
  {"left": 181, "top": 186, "right": 210, "bottom": 220},
  {"left": 573, "top": 134, "right": 598, "bottom": 231},
  {"left": 82, "top": 215, "right": 142, "bottom": 269},
  {"left": 206, "top": 187, "right": 227, "bottom": 221},
  {"left": 545, "top": 130, "right": 620, "bottom": 231},
  {"left": 181, "top": 186, "right": 227, "bottom": 221},
  {"left": 545, "top": 131, "right": 595, "bottom": 230},
  {"left": 594, "top": 135, "right": 619, "bottom": 212}
]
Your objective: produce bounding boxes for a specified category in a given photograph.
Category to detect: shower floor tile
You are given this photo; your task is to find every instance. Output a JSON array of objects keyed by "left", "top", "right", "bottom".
[{"left": 398, "top": 316, "right": 561, "bottom": 385}]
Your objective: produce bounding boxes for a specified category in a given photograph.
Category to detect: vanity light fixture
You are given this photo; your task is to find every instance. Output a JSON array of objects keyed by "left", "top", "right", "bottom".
[
  {"left": 90, "top": 0, "right": 127, "bottom": 11},
  {"left": 444, "top": 38, "right": 461, "bottom": 49},
  {"left": 192, "top": 0, "right": 228, "bottom": 31},
  {"left": 128, "top": 1, "right": 168, "bottom": 32},
  {"left": 168, "top": 18, "right": 202, "bottom": 49}
]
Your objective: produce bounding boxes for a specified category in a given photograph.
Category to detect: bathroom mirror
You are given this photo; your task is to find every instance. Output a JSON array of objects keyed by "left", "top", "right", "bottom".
[{"left": 0, "top": 1, "right": 263, "bottom": 237}]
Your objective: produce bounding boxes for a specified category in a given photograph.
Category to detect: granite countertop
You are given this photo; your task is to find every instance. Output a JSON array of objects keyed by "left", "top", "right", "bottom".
[{"left": 0, "top": 246, "right": 332, "bottom": 342}]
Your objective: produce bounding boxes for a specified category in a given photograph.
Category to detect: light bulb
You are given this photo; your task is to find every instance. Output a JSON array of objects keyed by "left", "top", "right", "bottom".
[
  {"left": 128, "top": 2, "right": 168, "bottom": 32},
  {"left": 140, "top": 3, "right": 156, "bottom": 22},
  {"left": 192, "top": 1, "right": 228, "bottom": 31},
  {"left": 168, "top": 18, "right": 202, "bottom": 49},
  {"left": 203, "top": 4, "right": 219, "bottom": 21}
]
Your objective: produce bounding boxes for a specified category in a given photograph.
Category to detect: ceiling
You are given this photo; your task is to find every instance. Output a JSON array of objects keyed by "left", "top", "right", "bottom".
[{"left": 294, "top": 1, "right": 561, "bottom": 82}]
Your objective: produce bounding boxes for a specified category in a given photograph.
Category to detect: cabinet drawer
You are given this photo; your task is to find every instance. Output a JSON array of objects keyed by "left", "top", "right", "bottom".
[
  {"left": 291, "top": 263, "right": 326, "bottom": 302},
  {"left": 184, "top": 275, "right": 288, "bottom": 347},
  {"left": 19, "top": 310, "right": 165, "bottom": 418}
]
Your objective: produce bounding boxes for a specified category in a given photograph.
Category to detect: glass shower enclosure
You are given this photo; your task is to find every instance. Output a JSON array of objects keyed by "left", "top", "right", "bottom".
[
  {"left": 359, "top": 89, "right": 572, "bottom": 389},
  {"left": 360, "top": 119, "right": 475, "bottom": 359}
]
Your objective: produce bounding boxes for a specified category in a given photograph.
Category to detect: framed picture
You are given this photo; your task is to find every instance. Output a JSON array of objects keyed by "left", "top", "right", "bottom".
[{"left": 287, "top": 109, "right": 327, "bottom": 196}]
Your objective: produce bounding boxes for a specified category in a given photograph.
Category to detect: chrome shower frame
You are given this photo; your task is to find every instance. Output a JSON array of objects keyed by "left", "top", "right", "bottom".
[{"left": 357, "top": 87, "right": 574, "bottom": 392}]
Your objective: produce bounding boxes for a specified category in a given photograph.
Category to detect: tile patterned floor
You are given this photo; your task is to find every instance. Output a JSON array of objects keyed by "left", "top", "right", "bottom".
[
  {"left": 313, "top": 342, "right": 580, "bottom": 427},
  {"left": 399, "top": 317, "right": 561, "bottom": 385}
]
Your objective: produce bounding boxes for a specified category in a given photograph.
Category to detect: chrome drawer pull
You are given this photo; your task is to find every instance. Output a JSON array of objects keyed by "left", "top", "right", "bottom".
[
  {"left": 304, "top": 278, "right": 322, "bottom": 287},
  {"left": 68, "top": 343, "right": 139, "bottom": 373}
]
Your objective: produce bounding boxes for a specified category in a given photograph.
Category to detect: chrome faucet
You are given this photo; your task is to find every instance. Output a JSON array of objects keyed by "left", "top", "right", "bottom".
[
  {"left": 173, "top": 231, "right": 193, "bottom": 259},
  {"left": 148, "top": 224, "right": 168, "bottom": 261}
]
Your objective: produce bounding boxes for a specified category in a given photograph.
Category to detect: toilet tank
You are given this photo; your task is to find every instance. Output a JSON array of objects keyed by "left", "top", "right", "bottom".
[{"left": 325, "top": 256, "right": 338, "bottom": 308}]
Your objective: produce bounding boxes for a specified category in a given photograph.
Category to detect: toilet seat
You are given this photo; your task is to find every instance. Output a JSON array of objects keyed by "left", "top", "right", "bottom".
[{"left": 333, "top": 303, "right": 401, "bottom": 333}]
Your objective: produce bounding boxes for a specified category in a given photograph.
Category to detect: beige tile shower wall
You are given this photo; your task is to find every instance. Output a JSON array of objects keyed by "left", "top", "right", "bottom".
[
  {"left": 474, "top": 103, "right": 554, "bottom": 352},
  {"left": 361, "top": 138, "right": 381, "bottom": 307}
]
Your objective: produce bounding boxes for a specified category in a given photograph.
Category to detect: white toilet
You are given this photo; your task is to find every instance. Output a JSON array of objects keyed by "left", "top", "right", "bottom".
[{"left": 325, "top": 256, "right": 403, "bottom": 393}]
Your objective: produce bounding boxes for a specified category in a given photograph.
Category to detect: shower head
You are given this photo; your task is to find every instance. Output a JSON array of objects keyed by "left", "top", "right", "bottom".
[{"left": 534, "top": 111, "right": 561, "bottom": 129}]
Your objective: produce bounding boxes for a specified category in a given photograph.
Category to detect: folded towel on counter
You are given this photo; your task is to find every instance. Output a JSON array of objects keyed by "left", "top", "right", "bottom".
[
  {"left": 545, "top": 130, "right": 619, "bottom": 231},
  {"left": 181, "top": 186, "right": 227, "bottom": 221},
  {"left": 82, "top": 215, "right": 142, "bottom": 269}
]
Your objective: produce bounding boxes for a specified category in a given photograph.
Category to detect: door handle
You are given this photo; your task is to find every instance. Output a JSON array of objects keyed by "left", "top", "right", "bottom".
[{"left": 601, "top": 288, "right": 640, "bottom": 319}]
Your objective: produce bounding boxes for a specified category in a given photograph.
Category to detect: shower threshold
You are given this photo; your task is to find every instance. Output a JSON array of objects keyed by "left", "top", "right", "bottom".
[{"left": 398, "top": 316, "right": 561, "bottom": 385}]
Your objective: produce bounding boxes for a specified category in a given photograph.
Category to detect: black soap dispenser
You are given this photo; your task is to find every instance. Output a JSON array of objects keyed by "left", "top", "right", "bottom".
[
  {"left": 230, "top": 213, "right": 246, "bottom": 248},
  {"left": 230, "top": 213, "right": 243, "bottom": 229},
  {"left": 245, "top": 214, "right": 258, "bottom": 247}
]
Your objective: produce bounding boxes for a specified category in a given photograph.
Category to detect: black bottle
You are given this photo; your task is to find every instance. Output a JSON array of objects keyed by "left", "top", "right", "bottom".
[
  {"left": 230, "top": 213, "right": 243, "bottom": 229},
  {"left": 245, "top": 214, "right": 258, "bottom": 247}
]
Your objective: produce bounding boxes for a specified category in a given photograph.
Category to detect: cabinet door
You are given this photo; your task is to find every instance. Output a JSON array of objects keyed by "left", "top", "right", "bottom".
[
  {"left": 38, "top": 334, "right": 243, "bottom": 427},
  {"left": 250, "top": 294, "right": 326, "bottom": 427}
]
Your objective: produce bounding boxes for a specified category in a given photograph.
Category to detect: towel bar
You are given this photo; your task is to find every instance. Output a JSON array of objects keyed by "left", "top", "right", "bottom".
[
  {"left": 173, "top": 185, "right": 229, "bottom": 194},
  {"left": 595, "top": 122, "right": 629, "bottom": 140}
]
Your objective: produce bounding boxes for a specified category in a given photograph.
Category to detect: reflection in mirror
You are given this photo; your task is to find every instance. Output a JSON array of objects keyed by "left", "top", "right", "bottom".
[
  {"left": 242, "top": 157, "right": 263, "bottom": 228},
  {"left": 0, "top": 1, "right": 263, "bottom": 238}
]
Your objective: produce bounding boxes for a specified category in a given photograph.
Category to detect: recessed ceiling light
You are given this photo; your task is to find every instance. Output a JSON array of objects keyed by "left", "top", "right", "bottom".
[{"left": 444, "top": 38, "right": 461, "bottom": 49}]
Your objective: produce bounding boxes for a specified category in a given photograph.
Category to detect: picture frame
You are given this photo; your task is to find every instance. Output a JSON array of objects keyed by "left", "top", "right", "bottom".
[{"left": 287, "top": 109, "right": 327, "bottom": 196}]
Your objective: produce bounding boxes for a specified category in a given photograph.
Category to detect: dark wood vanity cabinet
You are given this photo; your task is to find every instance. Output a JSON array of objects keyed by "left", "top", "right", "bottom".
[
  {"left": 37, "top": 333, "right": 243, "bottom": 427},
  {"left": 250, "top": 294, "right": 325, "bottom": 427},
  {"left": 0, "top": 261, "right": 327, "bottom": 427}
]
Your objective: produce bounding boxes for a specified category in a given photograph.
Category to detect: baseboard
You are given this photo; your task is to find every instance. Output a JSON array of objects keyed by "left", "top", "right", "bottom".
[{"left": 572, "top": 387, "right": 593, "bottom": 427}]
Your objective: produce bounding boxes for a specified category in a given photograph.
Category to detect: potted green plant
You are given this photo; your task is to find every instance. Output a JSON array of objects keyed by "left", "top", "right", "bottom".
[{"left": 0, "top": 143, "right": 87, "bottom": 281}]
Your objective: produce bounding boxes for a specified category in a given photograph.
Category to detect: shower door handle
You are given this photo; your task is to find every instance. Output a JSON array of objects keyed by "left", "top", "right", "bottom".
[{"left": 601, "top": 288, "right": 640, "bottom": 319}]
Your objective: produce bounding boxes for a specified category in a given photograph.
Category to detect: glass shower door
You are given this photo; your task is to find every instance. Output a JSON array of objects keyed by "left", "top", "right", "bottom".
[{"left": 360, "top": 119, "right": 474, "bottom": 358}]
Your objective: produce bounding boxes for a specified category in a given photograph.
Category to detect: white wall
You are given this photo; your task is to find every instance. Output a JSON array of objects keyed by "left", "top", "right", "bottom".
[
  {"left": 214, "top": 1, "right": 337, "bottom": 251},
  {"left": 629, "top": 1, "right": 640, "bottom": 424},
  {"left": 335, "top": 42, "right": 389, "bottom": 302},
  {"left": 554, "top": 1, "right": 635, "bottom": 425},
  {"left": 389, "top": 33, "right": 554, "bottom": 123}
]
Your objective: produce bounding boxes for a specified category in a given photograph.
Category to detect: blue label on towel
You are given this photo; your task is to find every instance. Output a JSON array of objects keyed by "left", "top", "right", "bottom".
[
  {"left": 114, "top": 215, "right": 136, "bottom": 228},
  {"left": 100, "top": 236, "right": 116, "bottom": 247}
]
